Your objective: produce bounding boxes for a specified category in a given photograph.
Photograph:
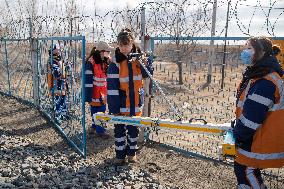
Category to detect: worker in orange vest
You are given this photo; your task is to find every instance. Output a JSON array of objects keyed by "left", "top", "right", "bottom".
[
  {"left": 48, "top": 44, "right": 67, "bottom": 122},
  {"left": 107, "top": 28, "right": 152, "bottom": 165},
  {"left": 85, "top": 42, "right": 114, "bottom": 138},
  {"left": 234, "top": 37, "right": 284, "bottom": 188}
]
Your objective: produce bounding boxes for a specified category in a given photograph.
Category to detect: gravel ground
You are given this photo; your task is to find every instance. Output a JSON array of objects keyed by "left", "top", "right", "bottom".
[{"left": 0, "top": 93, "right": 239, "bottom": 189}]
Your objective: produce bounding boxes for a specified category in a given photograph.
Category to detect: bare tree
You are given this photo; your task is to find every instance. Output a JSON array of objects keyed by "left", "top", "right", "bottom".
[
  {"left": 66, "top": 0, "right": 78, "bottom": 37},
  {"left": 109, "top": 4, "right": 141, "bottom": 41},
  {"left": 146, "top": 0, "right": 211, "bottom": 85}
]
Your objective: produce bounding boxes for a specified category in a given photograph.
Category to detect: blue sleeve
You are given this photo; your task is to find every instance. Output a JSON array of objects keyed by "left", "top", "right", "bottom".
[
  {"left": 107, "top": 63, "right": 121, "bottom": 114},
  {"left": 233, "top": 79, "right": 276, "bottom": 150},
  {"left": 84, "top": 61, "right": 93, "bottom": 103},
  {"left": 141, "top": 58, "right": 154, "bottom": 78}
]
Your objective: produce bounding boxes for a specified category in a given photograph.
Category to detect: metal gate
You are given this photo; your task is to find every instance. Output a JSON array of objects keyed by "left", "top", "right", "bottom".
[{"left": 0, "top": 36, "right": 87, "bottom": 157}]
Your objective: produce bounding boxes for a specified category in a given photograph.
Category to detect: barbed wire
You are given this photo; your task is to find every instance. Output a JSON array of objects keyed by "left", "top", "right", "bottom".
[{"left": 0, "top": 0, "right": 283, "bottom": 41}]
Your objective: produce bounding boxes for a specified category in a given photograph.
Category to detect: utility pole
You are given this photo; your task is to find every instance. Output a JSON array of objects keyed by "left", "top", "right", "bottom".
[
  {"left": 207, "top": 0, "right": 217, "bottom": 84},
  {"left": 221, "top": 0, "right": 231, "bottom": 90}
]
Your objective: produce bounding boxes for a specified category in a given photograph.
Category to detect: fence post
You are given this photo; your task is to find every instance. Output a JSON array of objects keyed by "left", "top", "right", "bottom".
[
  {"left": 4, "top": 40, "right": 11, "bottom": 95},
  {"left": 81, "top": 36, "right": 87, "bottom": 158},
  {"left": 221, "top": 0, "right": 231, "bottom": 90},
  {"left": 207, "top": 0, "right": 217, "bottom": 84},
  {"left": 29, "top": 17, "right": 40, "bottom": 106},
  {"left": 31, "top": 38, "right": 40, "bottom": 106}
]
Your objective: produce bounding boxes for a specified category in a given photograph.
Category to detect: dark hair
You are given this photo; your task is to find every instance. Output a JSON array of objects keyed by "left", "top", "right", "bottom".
[
  {"left": 272, "top": 45, "right": 281, "bottom": 56},
  {"left": 87, "top": 47, "right": 102, "bottom": 64},
  {"left": 117, "top": 28, "right": 134, "bottom": 45},
  {"left": 87, "top": 46, "right": 109, "bottom": 73},
  {"left": 247, "top": 37, "right": 275, "bottom": 62},
  {"left": 87, "top": 47, "right": 96, "bottom": 60}
]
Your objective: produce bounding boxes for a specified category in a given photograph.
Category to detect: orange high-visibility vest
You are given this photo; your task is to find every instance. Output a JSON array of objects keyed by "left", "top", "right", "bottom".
[
  {"left": 235, "top": 72, "right": 284, "bottom": 168},
  {"left": 89, "top": 58, "right": 107, "bottom": 106},
  {"left": 119, "top": 59, "right": 143, "bottom": 116}
]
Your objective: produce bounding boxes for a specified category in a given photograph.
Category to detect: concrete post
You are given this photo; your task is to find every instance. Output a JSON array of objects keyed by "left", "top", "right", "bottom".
[{"left": 30, "top": 17, "right": 40, "bottom": 106}]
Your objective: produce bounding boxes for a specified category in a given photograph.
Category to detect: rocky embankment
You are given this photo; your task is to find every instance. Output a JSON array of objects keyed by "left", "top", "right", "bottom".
[{"left": 0, "top": 93, "right": 239, "bottom": 189}]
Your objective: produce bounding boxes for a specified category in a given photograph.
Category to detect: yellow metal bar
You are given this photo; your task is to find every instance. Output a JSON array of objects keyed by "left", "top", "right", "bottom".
[
  {"left": 94, "top": 113, "right": 229, "bottom": 135},
  {"left": 158, "top": 123, "right": 223, "bottom": 134}
]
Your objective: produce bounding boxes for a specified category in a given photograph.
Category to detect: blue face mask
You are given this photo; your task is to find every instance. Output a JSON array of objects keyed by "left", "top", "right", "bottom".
[{"left": 240, "top": 49, "right": 253, "bottom": 65}]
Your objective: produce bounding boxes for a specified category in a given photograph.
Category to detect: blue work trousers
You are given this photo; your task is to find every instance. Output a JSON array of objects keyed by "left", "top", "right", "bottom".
[{"left": 114, "top": 124, "right": 139, "bottom": 159}]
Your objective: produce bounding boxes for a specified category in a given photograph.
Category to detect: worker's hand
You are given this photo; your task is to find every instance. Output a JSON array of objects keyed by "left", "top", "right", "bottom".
[
  {"left": 230, "top": 119, "right": 236, "bottom": 128},
  {"left": 142, "top": 57, "right": 148, "bottom": 66}
]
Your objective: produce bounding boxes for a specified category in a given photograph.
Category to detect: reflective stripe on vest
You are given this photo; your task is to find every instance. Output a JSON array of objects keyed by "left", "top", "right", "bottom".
[
  {"left": 119, "top": 77, "right": 129, "bottom": 82},
  {"left": 236, "top": 147, "right": 284, "bottom": 168},
  {"left": 247, "top": 93, "right": 273, "bottom": 107},
  {"left": 239, "top": 114, "right": 261, "bottom": 130},
  {"left": 238, "top": 148, "right": 284, "bottom": 160},
  {"left": 108, "top": 74, "right": 119, "bottom": 78},
  {"left": 133, "top": 75, "right": 142, "bottom": 80},
  {"left": 92, "top": 98, "right": 104, "bottom": 103},
  {"left": 237, "top": 100, "right": 244, "bottom": 108},
  {"left": 108, "top": 90, "right": 119, "bottom": 95},
  {"left": 119, "top": 74, "right": 142, "bottom": 83},
  {"left": 85, "top": 70, "right": 92, "bottom": 74},
  {"left": 94, "top": 77, "right": 106, "bottom": 82},
  {"left": 94, "top": 82, "right": 106, "bottom": 87}
]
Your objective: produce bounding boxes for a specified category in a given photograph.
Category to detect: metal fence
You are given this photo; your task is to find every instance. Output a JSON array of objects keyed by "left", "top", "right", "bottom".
[
  {"left": 0, "top": 36, "right": 87, "bottom": 157},
  {"left": 146, "top": 36, "right": 284, "bottom": 187}
]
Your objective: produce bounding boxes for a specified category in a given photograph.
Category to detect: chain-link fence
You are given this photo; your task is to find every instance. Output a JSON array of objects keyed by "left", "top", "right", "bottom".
[{"left": 147, "top": 37, "right": 284, "bottom": 187}]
